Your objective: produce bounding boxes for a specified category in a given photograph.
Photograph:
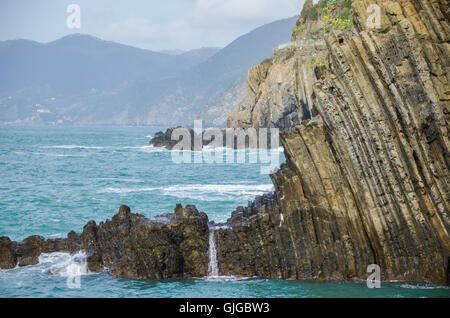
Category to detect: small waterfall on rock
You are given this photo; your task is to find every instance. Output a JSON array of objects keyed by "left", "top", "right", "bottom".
[{"left": 207, "top": 230, "right": 219, "bottom": 277}]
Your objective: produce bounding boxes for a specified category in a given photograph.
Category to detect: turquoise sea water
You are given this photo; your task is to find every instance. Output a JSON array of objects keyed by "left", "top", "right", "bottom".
[{"left": 0, "top": 126, "right": 448, "bottom": 298}]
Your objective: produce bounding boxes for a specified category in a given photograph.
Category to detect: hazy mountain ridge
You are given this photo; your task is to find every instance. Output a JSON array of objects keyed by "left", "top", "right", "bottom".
[{"left": 0, "top": 16, "right": 298, "bottom": 125}]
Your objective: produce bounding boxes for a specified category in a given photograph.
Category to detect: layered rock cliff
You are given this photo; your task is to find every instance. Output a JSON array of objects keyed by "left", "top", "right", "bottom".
[{"left": 225, "top": 0, "right": 449, "bottom": 284}]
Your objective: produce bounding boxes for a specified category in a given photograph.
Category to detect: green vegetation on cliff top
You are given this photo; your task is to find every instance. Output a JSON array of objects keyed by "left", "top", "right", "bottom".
[{"left": 292, "top": 0, "right": 353, "bottom": 40}]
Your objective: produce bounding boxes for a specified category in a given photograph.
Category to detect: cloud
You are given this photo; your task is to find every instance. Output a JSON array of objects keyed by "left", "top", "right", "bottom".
[
  {"left": 193, "top": 0, "right": 300, "bottom": 24},
  {"left": 0, "top": 0, "right": 303, "bottom": 51},
  {"left": 103, "top": 0, "right": 302, "bottom": 50}
]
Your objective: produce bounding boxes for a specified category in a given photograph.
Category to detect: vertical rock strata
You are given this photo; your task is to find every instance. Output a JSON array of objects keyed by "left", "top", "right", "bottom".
[{"left": 225, "top": 0, "right": 449, "bottom": 284}]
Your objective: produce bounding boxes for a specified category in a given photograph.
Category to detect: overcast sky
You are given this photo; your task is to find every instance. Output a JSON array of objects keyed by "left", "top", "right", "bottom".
[{"left": 0, "top": 0, "right": 304, "bottom": 51}]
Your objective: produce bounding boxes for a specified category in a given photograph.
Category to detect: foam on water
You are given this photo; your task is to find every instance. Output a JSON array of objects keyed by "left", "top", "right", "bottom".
[
  {"left": 39, "top": 252, "right": 89, "bottom": 278},
  {"left": 40, "top": 145, "right": 106, "bottom": 150},
  {"left": 400, "top": 283, "right": 449, "bottom": 290},
  {"left": 203, "top": 276, "right": 257, "bottom": 282},
  {"left": 99, "top": 184, "right": 274, "bottom": 201}
]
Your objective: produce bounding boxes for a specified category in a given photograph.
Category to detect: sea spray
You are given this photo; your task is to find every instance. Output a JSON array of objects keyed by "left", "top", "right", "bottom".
[
  {"left": 40, "top": 252, "right": 89, "bottom": 289},
  {"left": 208, "top": 230, "right": 219, "bottom": 277}
]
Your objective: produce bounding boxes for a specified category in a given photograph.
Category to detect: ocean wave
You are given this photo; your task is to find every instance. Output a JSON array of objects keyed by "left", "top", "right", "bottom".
[
  {"left": 121, "top": 145, "right": 152, "bottom": 149},
  {"left": 33, "top": 152, "right": 86, "bottom": 157},
  {"left": 202, "top": 276, "right": 261, "bottom": 282},
  {"left": 99, "top": 187, "right": 157, "bottom": 194},
  {"left": 39, "top": 252, "right": 90, "bottom": 278},
  {"left": 40, "top": 145, "right": 106, "bottom": 150},
  {"left": 0, "top": 252, "right": 93, "bottom": 277},
  {"left": 121, "top": 145, "right": 165, "bottom": 152},
  {"left": 399, "top": 283, "right": 449, "bottom": 290},
  {"left": 94, "top": 177, "right": 143, "bottom": 183},
  {"left": 98, "top": 184, "right": 274, "bottom": 201}
]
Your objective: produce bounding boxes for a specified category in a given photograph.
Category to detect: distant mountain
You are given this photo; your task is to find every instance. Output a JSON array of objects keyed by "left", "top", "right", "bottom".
[
  {"left": 159, "top": 49, "right": 186, "bottom": 56},
  {"left": 196, "top": 76, "right": 247, "bottom": 127},
  {"left": 160, "top": 47, "right": 221, "bottom": 59},
  {"left": 176, "top": 47, "right": 221, "bottom": 64},
  {"left": 0, "top": 16, "right": 298, "bottom": 126},
  {"left": 0, "top": 35, "right": 219, "bottom": 95}
]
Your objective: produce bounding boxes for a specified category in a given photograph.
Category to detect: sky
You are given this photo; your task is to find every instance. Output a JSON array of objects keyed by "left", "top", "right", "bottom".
[{"left": 0, "top": 0, "right": 304, "bottom": 51}]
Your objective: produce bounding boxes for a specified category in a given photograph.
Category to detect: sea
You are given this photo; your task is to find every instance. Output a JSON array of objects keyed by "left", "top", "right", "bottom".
[{"left": 0, "top": 125, "right": 448, "bottom": 298}]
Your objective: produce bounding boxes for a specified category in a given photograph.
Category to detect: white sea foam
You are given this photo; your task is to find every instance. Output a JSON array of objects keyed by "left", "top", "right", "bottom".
[
  {"left": 40, "top": 145, "right": 106, "bottom": 150},
  {"left": 99, "top": 187, "right": 157, "bottom": 194},
  {"left": 210, "top": 224, "right": 232, "bottom": 231},
  {"left": 399, "top": 283, "right": 448, "bottom": 290},
  {"left": 95, "top": 177, "right": 143, "bottom": 183},
  {"left": 98, "top": 184, "right": 274, "bottom": 201},
  {"left": 121, "top": 145, "right": 153, "bottom": 149},
  {"left": 32, "top": 152, "right": 88, "bottom": 157},
  {"left": 124, "top": 145, "right": 165, "bottom": 152},
  {"left": 39, "top": 252, "right": 90, "bottom": 277},
  {"left": 203, "top": 276, "right": 257, "bottom": 282}
]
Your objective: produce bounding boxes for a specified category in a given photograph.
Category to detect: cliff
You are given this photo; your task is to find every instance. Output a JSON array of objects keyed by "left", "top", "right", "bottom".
[
  {"left": 197, "top": 76, "right": 247, "bottom": 128},
  {"left": 225, "top": 0, "right": 449, "bottom": 284}
]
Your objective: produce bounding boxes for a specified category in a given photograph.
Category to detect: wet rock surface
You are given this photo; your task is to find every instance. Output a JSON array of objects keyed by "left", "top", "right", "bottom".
[
  {"left": 0, "top": 205, "right": 209, "bottom": 280},
  {"left": 150, "top": 126, "right": 278, "bottom": 150},
  {"left": 150, "top": 126, "right": 200, "bottom": 150},
  {"left": 0, "top": 237, "right": 17, "bottom": 269},
  {"left": 225, "top": 0, "right": 450, "bottom": 284}
]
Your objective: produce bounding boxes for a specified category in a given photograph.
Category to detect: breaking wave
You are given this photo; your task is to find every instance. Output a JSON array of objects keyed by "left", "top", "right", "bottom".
[
  {"left": 99, "top": 184, "right": 274, "bottom": 201},
  {"left": 38, "top": 252, "right": 90, "bottom": 278},
  {"left": 40, "top": 145, "right": 106, "bottom": 150},
  {"left": 399, "top": 283, "right": 449, "bottom": 290}
]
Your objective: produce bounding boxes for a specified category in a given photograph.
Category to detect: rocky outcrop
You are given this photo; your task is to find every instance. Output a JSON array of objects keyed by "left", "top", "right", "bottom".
[
  {"left": 150, "top": 126, "right": 199, "bottom": 150},
  {"left": 0, "top": 237, "right": 17, "bottom": 269},
  {"left": 1, "top": 0, "right": 448, "bottom": 285},
  {"left": 227, "top": 52, "right": 315, "bottom": 130},
  {"left": 150, "top": 126, "right": 277, "bottom": 150},
  {"left": 224, "top": 0, "right": 449, "bottom": 284},
  {"left": 0, "top": 205, "right": 209, "bottom": 279}
]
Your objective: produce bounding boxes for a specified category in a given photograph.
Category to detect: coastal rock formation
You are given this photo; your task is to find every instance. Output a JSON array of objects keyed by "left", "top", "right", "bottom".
[
  {"left": 197, "top": 76, "right": 247, "bottom": 127},
  {"left": 1, "top": 0, "right": 448, "bottom": 285},
  {"left": 227, "top": 52, "right": 316, "bottom": 130},
  {"left": 224, "top": 0, "right": 449, "bottom": 284},
  {"left": 0, "top": 237, "right": 17, "bottom": 269},
  {"left": 150, "top": 126, "right": 200, "bottom": 150},
  {"left": 0, "top": 205, "right": 209, "bottom": 279},
  {"left": 150, "top": 126, "right": 277, "bottom": 150}
]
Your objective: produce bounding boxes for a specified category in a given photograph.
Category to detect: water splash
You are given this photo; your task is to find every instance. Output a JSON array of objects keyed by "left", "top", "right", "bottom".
[{"left": 208, "top": 230, "right": 219, "bottom": 277}]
